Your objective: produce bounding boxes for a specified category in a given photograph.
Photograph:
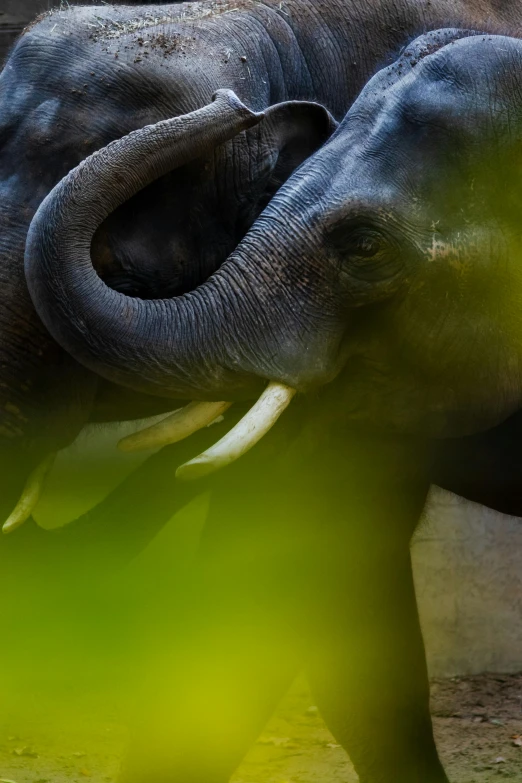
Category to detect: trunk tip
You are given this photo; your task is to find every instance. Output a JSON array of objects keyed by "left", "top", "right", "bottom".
[{"left": 212, "top": 89, "right": 265, "bottom": 123}]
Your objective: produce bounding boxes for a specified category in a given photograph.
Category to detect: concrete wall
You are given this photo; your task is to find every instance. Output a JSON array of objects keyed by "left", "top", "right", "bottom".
[{"left": 414, "top": 488, "right": 522, "bottom": 677}]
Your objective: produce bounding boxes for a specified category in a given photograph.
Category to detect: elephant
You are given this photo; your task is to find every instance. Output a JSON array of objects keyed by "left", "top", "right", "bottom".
[
  {"left": 4, "top": 2, "right": 522, "bottom": 782},
  {"left": 1, "top": 0, "right": 520, "bottom": 508}
]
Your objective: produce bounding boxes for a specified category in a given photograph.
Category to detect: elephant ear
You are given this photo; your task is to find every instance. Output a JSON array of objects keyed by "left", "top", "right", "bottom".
[
  {"left": 261, "top": 100, "right": 338, "bottom": 190},
  {"left": 237, "top": 100, "right": 338, "bottom": 228}
]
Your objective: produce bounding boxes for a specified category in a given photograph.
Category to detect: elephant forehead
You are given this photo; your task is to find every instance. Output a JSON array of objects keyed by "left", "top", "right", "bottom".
[{"left": 394, "top": 36, "right": 522, "bottom": 134}]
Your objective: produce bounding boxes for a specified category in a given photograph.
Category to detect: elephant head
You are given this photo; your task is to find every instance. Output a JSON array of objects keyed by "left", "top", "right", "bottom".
[{"left": 25, "top": 30, "right": 522, "bottom": 482}]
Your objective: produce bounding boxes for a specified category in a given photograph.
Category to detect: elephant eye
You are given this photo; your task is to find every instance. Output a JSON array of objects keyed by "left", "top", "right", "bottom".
[
  {"left": 348, "top": 233, "right": 383, "bottom": 259},
  {"left": 327, "top": 222, "right": 389, "bottom": 263}
]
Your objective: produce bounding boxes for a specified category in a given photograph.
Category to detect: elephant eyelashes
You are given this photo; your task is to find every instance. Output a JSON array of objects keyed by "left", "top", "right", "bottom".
[{"left": 346, "top": 231, "right": 385, "bottom": 259}]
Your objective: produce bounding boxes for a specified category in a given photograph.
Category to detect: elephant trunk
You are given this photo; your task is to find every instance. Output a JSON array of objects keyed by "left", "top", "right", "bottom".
[
  {"left": 24, "top": 90, "right": 343, "bottom": 477},
  {"left": 24, "top": 90, "right": 266, "bottom": 401}
]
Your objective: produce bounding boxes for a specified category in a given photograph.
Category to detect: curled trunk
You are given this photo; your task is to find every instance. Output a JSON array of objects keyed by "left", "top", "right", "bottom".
[{"left": 25, "top": 90, "right": 265, "bottom": 400}]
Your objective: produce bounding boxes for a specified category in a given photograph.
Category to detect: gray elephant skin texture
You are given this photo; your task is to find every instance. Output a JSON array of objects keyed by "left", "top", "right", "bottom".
[{"left": 4, "top": 2, "right": 522, "bottom": 783}]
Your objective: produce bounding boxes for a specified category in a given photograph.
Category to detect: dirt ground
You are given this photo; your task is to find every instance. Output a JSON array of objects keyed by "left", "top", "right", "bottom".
[{"left": 1, "top": 673, "right": 522, "bottom": 783}]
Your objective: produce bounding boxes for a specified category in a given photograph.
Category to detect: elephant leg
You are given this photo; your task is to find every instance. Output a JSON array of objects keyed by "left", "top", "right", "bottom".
[
  {"left": 119, "top": 588, "right": 300, "bottom": 783},
  {"left": 118, "top": 491, "right": 302, "bottom": 783},
  {"left": 306, "top": 548, "right": 448, "bottom": 783}
]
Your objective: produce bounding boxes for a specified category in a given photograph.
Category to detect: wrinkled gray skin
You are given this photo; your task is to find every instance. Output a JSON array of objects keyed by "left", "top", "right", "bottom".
[
  {"left": 0, "top": 0, "right": 518, "bottom": 481},
  {"left": 4, "top": 2, "right": 522, "bottom": 783}
]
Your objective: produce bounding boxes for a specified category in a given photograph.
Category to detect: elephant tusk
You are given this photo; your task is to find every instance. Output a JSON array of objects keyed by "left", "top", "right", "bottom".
[
  {"left": 176, "top": 382, "right": 296, "bottom": 480},
  {"left": 117, "top": 401, "right": 233, "bottom": 453},
  {"left": 2, "top": 453, "right": 56, "bottom": 534}
]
